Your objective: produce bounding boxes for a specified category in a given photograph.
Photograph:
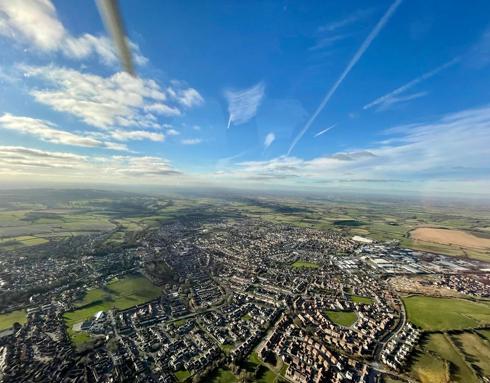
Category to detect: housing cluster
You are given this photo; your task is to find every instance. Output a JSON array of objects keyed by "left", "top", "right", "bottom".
[{"left": 1, "top": 218, "right": 489, "bottom": 382}]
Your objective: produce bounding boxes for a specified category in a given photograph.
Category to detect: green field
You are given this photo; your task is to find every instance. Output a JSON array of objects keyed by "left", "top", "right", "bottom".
[
  {"left": 411, "top": 333, "right": 477, "bottom": 383},
  {"left": 454, "top": 332, "right": 490, "bottom": 378},
  {"left": 175, "top": 370, "right": 191, "bottom": 382},
  {"left": 0, "top": 309, "right": 26, "bottom": 331},
  {"left": 229, "top": 195, "right": 490, "bottom": 262},
  {"left": 2, "top": 190, "right": 490, "bottom": 262},
  {"left": 64, "top": 273, "right": 161, "bottom": 345},
  {"left": 291, "top": 260, "right": 319, "bottom": 269},
  {"left": 410, "top": 347, "right": 449, "bottom": 383},
  {"left": 382, "top": 377, "right": 405, "bottom": 383},
  {"left": 208, "top": 369, "right": 237, "bottom": 383},
  {"left": 209, "top": 354, "right": 289, "bottom": 383},
  {"left": 403, "top": 296, "right": 490, "bottom": 331},
  {"left": 333, "top": 219, "right": 365, "bottom": 227},
  {"left": 220, "top": 343, "right": 235, "bottom": 354},
  {"left": 325, "top": 310, "right": 357, "bottom": 327},
  {"left": 239, "top": 352, "right": 282, "bottom": 383},
  {"left": 477, "top": 329, "right": 490, "bottom": 341},
  {"left": 351, "top": 295, "right": 374, "bottom": 304}
]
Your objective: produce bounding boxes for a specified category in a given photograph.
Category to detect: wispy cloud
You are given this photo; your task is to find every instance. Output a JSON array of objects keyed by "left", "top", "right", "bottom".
[
  {"left": 467, "top": 26, "right": 490, "bottom": 69},
  {"left": 0, "top": 145, "right": 181, "bottom": 179},
  {"left": 216, "top": 150, "right": 251, "bottom": 169},
  {"left": 167, "top": 84, "right": 204, "bottom": 108},
  {"left": 310, "top": 9, "right": 373, "bottom": 54},
  {"left": 22, "top": 65, "right": 202, "bottom": 130},
  {"left": 314, "top": 124, "right": 336, "bottom": 137},
  {"left": 0, "top": 113, "right": 128, "bottom": 150},
  {"left": 0, "top": 0, "right": 147, "bottom": 66},
  {"left": 318, "top": 8, "right": 374, "bottom": 33},
  {"left": 264, "top": 132, "right": 275, "bottom": 149},
  {"left": 234, "top": 104, "right": 490, "bottom": 188},
  {"left": 110, "top": 130, "right": 164, "bottom": 142},
  {"left": 225, "top": 82, "right": 265, "bottom": 129},
  {"left": 363, "top": 57, "right": 459, "bottom": 111},
  {"left": 369, "top": 91, "right": 428, "bottom": 111},
  {"left": 181, "top": 138, "right": 202, "bottom": 145},
  {"left": 288, "top": 0, "right": 402, "bottom": 155},
  {"left": 309, "top": 34, "right": 348, "bottom": 51}
]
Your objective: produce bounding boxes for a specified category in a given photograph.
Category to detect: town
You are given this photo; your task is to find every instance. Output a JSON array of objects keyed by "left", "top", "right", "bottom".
[{"left": 1, "top": 217, "right": 489, "bottom": 383}]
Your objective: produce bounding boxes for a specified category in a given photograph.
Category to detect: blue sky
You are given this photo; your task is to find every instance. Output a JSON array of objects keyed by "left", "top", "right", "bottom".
[{"left": 0, "top": 0, "right": 489, "bottom": 196}]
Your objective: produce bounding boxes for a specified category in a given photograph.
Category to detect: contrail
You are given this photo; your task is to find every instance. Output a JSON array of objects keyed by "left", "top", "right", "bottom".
[
  {"left": 226, "top": 115, "right": 232, "bottom": 130},
  {"left": 287, "top": 0, "right": 403, "bottom": 155},
  {"left": 314, "top": 124, "right": 336, "bottom": 138},
  {"left": 363, "top": 57, "right": 460, "bottom": 110}
]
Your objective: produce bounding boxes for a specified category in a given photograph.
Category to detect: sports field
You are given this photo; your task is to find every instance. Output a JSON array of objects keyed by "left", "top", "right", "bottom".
[{"left": 403, "top": 296, "right": 490, "bottom": 331}]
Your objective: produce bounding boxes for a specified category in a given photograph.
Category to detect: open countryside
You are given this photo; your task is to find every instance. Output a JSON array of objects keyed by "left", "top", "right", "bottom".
[
  {"left": 410, "top": 227, "right": 490, "bottom": 250},
  {"left": 1, "top": 190, "right": 490, "bottom": 382}
]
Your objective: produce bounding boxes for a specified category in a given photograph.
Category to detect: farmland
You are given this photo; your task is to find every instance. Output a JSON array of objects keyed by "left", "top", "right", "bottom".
[
  {"left": 1, "top": 189, "right": 490, "bottom": 381},
  {"left": 227, "top": 195, "right": 490, "bottom": 262},
  {"left": 405, "top": 295, "right": 490, "bottom": 382},
  {"left": 0, "top": 190, "right": 217, "bottom": 254},
  {"left": 403, "top": 296, "right": 490, "bottom": 331},
  {"left": 411, "top": 333, "right": 477, "bottom": 383},
  {"left": 410, "top": 227, "right": 490, "bottom": 249},
  {"left": 454, "top": 332, "right": 490, "bottom": 377}
]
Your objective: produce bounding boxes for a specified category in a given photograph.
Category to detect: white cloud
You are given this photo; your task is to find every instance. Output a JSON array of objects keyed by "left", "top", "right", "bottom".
[
  {"left": 0, "top": 145, "right": 86, "bottom": 171},
  {"left": 264, "top": 132, "right": 275, "bottom": 149},
  {"left": 168, "top": 87, "right": 204, "bottom": 108},
  {"left": 0, "top": 0, "right": 147, "bottom": 66},
  {"left": 225, "top": 82, "right": 265, "bottom": 129},
  {"left": 225, "top": 104, "right": 490, "bottom": 190},
  {"left": 0, "top": 113, "right": 127, "bottom": 150},
  {"left": 110, "top": 130, "right": 165, "bottom": 142},
  {"left": 288, "top": 0, "right": 402, "bottom": 155},
  {"left": 109, "top": 156, "right": 180, "bottom": 177},
  {"left": 363, "top": 58, "right": 458, "bottom": 111},
  {"left": 144, "top": 103, "right": 181, "bottom": 116},
  {"left": 22, "top": 65, "right": 202, "bottom": 129},
  {"left": 181, "top": 138, "right": 202, "bottom": 145},
  {"left": 0, "top": 145, "right": 180, "bottom": 179}
]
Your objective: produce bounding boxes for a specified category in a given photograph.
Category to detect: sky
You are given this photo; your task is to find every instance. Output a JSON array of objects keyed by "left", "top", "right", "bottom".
[{"left": 0, "top": 0, "right": 489, "bottom": 196}]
